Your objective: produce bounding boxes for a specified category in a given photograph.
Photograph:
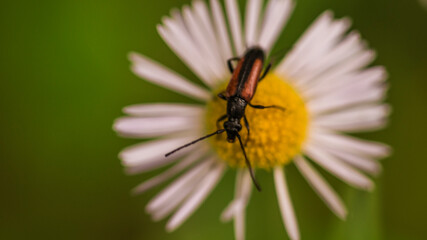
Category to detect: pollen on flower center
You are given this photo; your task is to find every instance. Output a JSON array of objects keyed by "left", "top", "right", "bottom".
[{"left": 205, "top": 74, "right": 309, "bottom": 169}]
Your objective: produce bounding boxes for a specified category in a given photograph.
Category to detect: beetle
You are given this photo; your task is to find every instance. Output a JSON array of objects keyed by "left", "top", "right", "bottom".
[{"left": 165, "top": 46, "right": 284, "bottom": 191}]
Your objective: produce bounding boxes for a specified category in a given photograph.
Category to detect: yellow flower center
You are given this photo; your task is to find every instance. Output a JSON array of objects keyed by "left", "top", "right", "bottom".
[{"left": 205, "top": 74, "right": 309, "bottom": 169}]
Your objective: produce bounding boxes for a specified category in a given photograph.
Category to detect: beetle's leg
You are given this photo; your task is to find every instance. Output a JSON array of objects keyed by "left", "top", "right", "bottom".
[
  {"left": 243, "top": 115, "right": 250, "bottom": 146},
  {"left": 217, "top": 92, "right": 227, "bottom": 101},
  {"left": 216, "top": 114, "right": 228, "bottom": 129},
  {"left": 248, "top": 102, "right": 286, "bottom": 111},
  {"left": 227, "top": 57, "right": 240, "bottom": 73},
  {"left": 259, "top": 63, "right": 272, "bottom": 81}
]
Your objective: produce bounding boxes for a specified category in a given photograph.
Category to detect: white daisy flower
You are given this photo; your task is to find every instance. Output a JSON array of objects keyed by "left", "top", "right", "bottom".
[{"left": 114, "top": 0, "right": 391, "bottom": 239}]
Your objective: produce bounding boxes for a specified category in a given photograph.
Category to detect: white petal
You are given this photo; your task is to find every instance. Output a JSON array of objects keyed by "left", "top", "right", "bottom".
[
  {"left": 146, "top": 157, "right": 215, "bottom": 214},
  {"left": 294, "top": 156, "right": 347, "bottom": 219},
  {"left": 132, "top": 146, "right": 209, "bottom": 195},
  {"left": 273, "top": 9, "right": 387, "bottom": 107},
  {"left": 306, "top": 65, "right": 386, "bottom": 102},
  {"left": 221, "top": 170, "right": 244, "bottom": 222},
  {"left": 234, "top": 170, "right": 252, "bottom": 240},
  {"left": 311, "top": 104, "right": 390, "bottom": 132},
  {"left": 170, "top": 8, "right": 186, "bottom": 29},
  {"left": 299, "top": 49, "right": 376, "bottom": 92},
  {"left": 151, "top": 187, "right": 194, "bottom": 221},
  {"left": 304, "top": 66, "right": 388, "bottom": 100},
  {"left": 309, "top": 129, "right": 391, "bottom": 158},
  {"left": 274, "top": 10, "right": 380, "bottom": 101},
  {"left": 166, "top": 162, "right": 226, "bottom": 231},
  {"left": 129, "top": 52, "right": 210, "bottom": 100},
  {"left": 313, "top": 103, "right": 390, "bottom": 123},
  {"left": 234, "top": 208, "right": 246, "bottom": 240},
  {"left": 294, "top": 31, "right": 364, "bottom": 85},
  {"left": 194, "top": 1, "right": 226, "bottom": 65},
  {"left": 258, "top": 0, "right": 294, "bottom": 54},
  {"left": 150, "top": 158, "right": 218, "bottom": 222},
  {"left": 313, "top": 119, "right": 388, "bottom": 133},
  {"left": 274, "top": 167, "right": 300, "bottom": 240},
  {"left": 120, "top": 135, "right": 200, "bottom": 172},
  {"left": 319, "top": 146, "right": 382, "bottom": 176},
  {"left": 221, "top": 169, "right": 253, "bottom": 222},
  {"left": 307, "top": 84, "right": 388, "bottom": 116},
  {"left": 123, "top": 103, "right": 204, "bottom": 117},
  {"left": 157, "top": 22, "right": 215, "bottom": 87},
  {"left": 226, "top": 0, "right": 244, "bottom": 55},
  {"left": 151, "top": 178, "right": 202, "bottom": 222},
  {"left": 244, "top": 0, "right": 262, "bottom": 47},
  {"left": 221, "top": 201, "right": 239, "bottom": 222},
  {"left": 210, "top": 0, "right": 233, "bottom": 60},
  {"left": 288, "top": 18, "right": 352, "bottom": 82},
  {"left": 182, "top": 5, "right": 225, "bottom": 79},
  {"left": 161, "top": 15, "right": 220, "bottom": 83},
  {"left": 222, "top": 170, "right": 251, "bottom": 240},
  {"left": 114, "top": 116, "right": 202, "bottom": 138},
  {"left": 275, "top": 11, "right": 334, "bottom": 79},
  {"left": 305, "top": 144, "right": 374, "bottom": 191}
]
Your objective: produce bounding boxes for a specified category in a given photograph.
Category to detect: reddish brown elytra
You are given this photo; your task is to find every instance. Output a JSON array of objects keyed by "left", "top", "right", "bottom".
[{"left": 226, "top": 47, "right": 265, "bottom": 102}]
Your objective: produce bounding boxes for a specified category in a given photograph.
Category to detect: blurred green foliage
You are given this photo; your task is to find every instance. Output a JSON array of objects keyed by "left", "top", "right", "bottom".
[{"left": 1, "top": 0, "right": 427, "bottom": 239}]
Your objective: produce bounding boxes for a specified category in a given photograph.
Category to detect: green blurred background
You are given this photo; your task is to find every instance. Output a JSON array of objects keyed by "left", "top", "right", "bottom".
[{"left": 1, "top": 0, "right": 426, "bottom": 239}]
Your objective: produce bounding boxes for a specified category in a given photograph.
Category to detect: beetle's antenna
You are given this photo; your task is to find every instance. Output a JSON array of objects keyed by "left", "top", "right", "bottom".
[
  {"left": 165, "top": 129, "right": 226, "bottom": 157},
  {"left": 236, "top": 132, "right": 262, "bottom": 192}
]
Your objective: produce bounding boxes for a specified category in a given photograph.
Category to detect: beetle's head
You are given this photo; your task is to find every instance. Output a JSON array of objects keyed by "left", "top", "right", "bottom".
[{"left": 224, "top": 119, "right": 242, "bottom": 143}]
